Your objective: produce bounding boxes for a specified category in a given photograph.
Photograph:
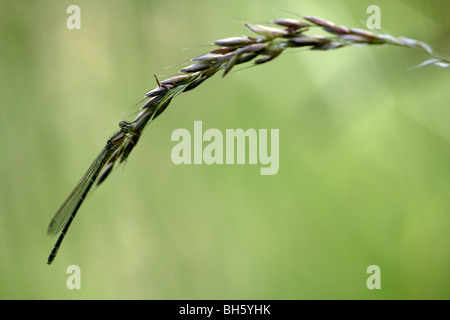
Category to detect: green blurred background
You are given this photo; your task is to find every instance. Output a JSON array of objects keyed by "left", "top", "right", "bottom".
[{"left": 0, "top": 0, "right": 449, "bottom": 299}]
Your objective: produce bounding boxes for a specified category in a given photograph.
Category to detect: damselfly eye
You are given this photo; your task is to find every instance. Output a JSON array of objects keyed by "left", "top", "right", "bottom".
[{"left": 118, "top": 121, "right": 133, "bottom": 131}]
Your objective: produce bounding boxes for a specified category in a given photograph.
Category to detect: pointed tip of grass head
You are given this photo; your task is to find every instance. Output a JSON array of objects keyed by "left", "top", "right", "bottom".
[
  {"left": 410, "top": 58, "right": 450, "bottom": 69},
  {"left": 396, "top": 36, "right": 433, "bottom": 54}
]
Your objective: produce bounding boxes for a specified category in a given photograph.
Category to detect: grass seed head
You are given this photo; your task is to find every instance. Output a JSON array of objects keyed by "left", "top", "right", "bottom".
[{"left": 97, "top": 14, "right": 448, "bottom": 187}]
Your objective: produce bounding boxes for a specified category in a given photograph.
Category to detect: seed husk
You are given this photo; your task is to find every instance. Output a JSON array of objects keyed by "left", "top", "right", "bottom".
[
  {"left": 287, "top": 36, "right": 322, "bottom": 47},
  {"left": 244, "top": 23, "right": 289, "bottom": 38},
  {"left": 160, "top": 74, "right": 194, "bottom": 86},
  {"left": 303, "top": 16, "right": 335, "bottom": 28},
  {"left": 214, "top": 36, "right": 252, "bottom": 46},
  {"left": 312, "top": 42, "right": 346, "bottom": 50},
  {"left": 145, "top": 86, "right": 168, "bottom": 97},
  {"left": 236, "top": 43, "right": 268, "bottom": 54},
  {"left": 183, "top": 76, "right": 208, "bottom": 92},
  {"left": 349, "top": 28, "right": 380, "bottom": 40},
  {"left": 223, "top": 52, "right": 242, "bottom": 77},
  {"left": 180, "top": 62, "right": 211, "bottom": 73},
  {"left": 323, "top": 25, "right": 350, "bottom": 35},
  {"left": 271, "top": 18, "right": 310, "bottom": 28},
  {"left": 191, "top": 53, "right": 224, "bottom": 62},
  {"left": 236, "top": 52, "right": 258, "bottom": 64}
]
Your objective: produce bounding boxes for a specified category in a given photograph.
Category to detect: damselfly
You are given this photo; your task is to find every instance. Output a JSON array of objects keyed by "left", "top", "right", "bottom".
[{"left": 47, "top": 121, "right": 133, "bottom": 265}]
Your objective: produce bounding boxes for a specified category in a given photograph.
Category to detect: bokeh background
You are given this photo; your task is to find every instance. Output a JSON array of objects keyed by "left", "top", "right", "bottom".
[{"left": 0, "top": 0, "right": 449, "bottom": 299}]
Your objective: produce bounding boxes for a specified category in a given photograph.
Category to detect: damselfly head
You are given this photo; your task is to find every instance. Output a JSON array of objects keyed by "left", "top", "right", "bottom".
[{"left": 118, "top": 121, "right": 133, "bottom": 132}]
